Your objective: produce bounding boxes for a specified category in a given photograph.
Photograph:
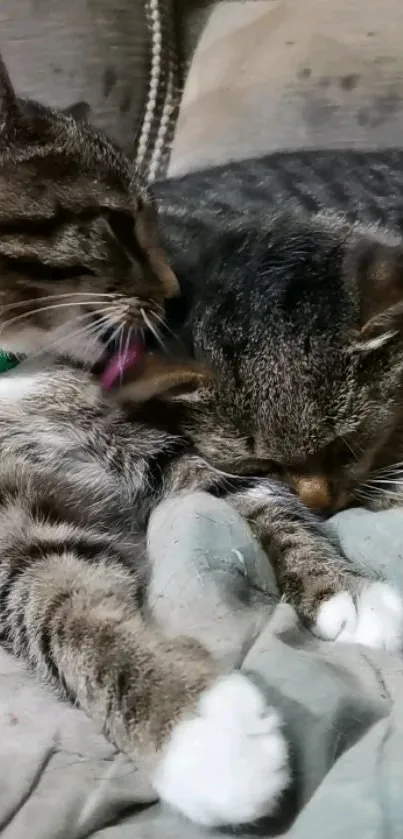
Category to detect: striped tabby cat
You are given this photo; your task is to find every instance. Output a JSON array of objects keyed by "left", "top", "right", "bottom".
[{"left": 0, "top": 51, "right": 402, "bottom": 828}]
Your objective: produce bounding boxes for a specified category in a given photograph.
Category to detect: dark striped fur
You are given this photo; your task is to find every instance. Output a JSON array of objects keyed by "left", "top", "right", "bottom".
[{"left": 1, "top": 47, "right": 403, "bottom": 813}]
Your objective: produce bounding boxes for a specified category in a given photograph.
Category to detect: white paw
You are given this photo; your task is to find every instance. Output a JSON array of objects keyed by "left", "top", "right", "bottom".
[
  {"left": 154, "top": 672, "right": 289, "bottom": 827},
  {"left": 315, "top": 582, "right": 403, "bottom": 652}
]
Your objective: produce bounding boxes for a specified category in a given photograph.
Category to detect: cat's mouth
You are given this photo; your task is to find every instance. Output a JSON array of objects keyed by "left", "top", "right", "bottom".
[
  {"left": 97, "top": 331, "right": 146, "bottom": 390},
  {"left": 101, "top": 335, "right": 145, "bottom": 390}
]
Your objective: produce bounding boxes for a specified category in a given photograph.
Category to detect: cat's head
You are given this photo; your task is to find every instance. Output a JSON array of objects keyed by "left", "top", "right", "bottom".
[
  {"left": 116, "top": 212, "right": 403, "bottom": 513},
  {"left": 0, "top": 53, "right": 178, "bottom": 364}
]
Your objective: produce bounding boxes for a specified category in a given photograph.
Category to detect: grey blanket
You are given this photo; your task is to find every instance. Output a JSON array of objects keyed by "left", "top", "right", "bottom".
[{"left": 1, "top": 492, "right": 403, "bottom": 838}]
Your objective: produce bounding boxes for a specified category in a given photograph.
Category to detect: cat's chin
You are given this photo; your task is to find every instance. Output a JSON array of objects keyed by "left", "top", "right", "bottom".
[{"left": 0, "top": 327, "right": 106, "bottom": 369}]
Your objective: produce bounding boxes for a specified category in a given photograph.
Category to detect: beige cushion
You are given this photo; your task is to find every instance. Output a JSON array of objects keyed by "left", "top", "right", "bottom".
[
  {"left": 0, "top": 0, "right": 183, "bottom": 180},
  {"left": 169, "top": 0, "right": 403, "bottom": 175}
]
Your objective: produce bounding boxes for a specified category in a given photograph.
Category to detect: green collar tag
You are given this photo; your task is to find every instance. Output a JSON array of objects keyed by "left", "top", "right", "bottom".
[{"left": 0, "top": 353, "right": 21, "bottom": 375}]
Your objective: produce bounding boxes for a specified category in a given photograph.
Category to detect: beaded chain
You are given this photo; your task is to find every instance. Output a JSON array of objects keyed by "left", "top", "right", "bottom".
[{"left": 135, "top": 0, "right": 183, "bottom": 183}]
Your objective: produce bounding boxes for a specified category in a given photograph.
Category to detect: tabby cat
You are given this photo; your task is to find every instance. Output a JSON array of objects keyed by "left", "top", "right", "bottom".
[{"left": 0, "top": 51, "right": 402, "bottom": 828}]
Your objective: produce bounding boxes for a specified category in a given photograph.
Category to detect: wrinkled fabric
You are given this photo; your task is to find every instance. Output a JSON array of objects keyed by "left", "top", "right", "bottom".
[
  {"left": 0, "top": 492, "right": 403, "bottom": 838},
  {"left": 170, "top": 0, "right": 403, "bottom": 176}
]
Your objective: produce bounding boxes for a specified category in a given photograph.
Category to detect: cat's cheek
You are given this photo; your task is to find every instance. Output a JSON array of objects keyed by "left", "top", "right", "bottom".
[{"left": 0, "top": 327, "right": 49, "bottom": 358}]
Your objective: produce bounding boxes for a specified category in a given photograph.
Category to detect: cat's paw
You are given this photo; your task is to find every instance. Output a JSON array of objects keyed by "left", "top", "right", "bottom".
[
  {"left": 315, "top": 581, "right": 403, "bottom": 652},
  {"left": 154, "top": 672, "right": 289, "bottom": 827}
]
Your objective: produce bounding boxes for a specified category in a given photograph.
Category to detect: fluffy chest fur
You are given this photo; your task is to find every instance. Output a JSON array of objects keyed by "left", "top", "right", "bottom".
[{"left": 0, "top": 362, "right": 176, "bottom": 537}]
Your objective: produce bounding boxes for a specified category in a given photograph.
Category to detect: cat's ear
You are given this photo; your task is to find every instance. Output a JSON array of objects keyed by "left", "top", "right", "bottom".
[
  {"left": 134, "top": 199, "right": 180, "bottom": 299},
  {"left": 0, "top": 54, "right": 20, "bottom": 136},
  {"left": 61, "top": 101, "right": 91, "bottom": 123},
  {"left": 350, "top": 240, "right": 403, "bottom": 352},
  {"left": 113, "top": 355, "right": 212, "bottom": 404}
]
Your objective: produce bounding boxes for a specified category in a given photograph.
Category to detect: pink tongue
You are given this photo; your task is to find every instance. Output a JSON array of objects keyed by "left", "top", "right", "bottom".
[{"left": 101, "top": 339, "right": 144, "bottom": 390}]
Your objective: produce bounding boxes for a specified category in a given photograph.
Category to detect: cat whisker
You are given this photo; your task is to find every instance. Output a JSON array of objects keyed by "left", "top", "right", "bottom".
[
  {"left": 153, "top": 311, "right": 180, "bottom": 343},
  {"left": 373, "top": 471, "right": 403, "bottom": 482},
  {"left": 25, "top": 312, "right": 114, "bottom": 363},
  {"left": 0, "top": 292, "right": 120, "bottom": 315},
  {"left": 141, "top": 308, "right": 167, "bottom": 352},
  {"left": 354, "top": 489, "right": 378, "bottom": 506},
  {"left": 121, "top": 327, "right": 132, "bottom": 379},
  {"left": 369, "top": 461, "right": 403, "bottom": 476},
  {"left": 340, "top": 436, "right": 361, "bottom": 461},
  {"left": 369, "top": 477, "right": 403, "bottom": 486},
  {"left": 354, "top": 481, "right": 400, "bottom": 501},
  {"left": 117, "top": 325, "right": 125, "bottom": 385},
  {"left": 200, "top": 459, "right": 263, "bottom": 485},
  {"left": 102, "top": 320, "right": 124, "bottom": 356},
  {"left": 104, "top": 324, "right": 126, "bottom": 375},
  {"left": 354, "top": 488, "right": 371, "bottom": 500},
  {"left": 0, "top": 301, "right": 117, "bottom": 334},
  {"left": 359, "top": 482, "right": 385, "bottom": 495},
  {"left": 358, "top": 481, "right": 403, "bottom": 502}
]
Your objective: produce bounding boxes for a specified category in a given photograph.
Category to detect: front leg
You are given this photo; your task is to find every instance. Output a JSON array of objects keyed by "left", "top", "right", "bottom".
[
  {"left": 0, "top": 500, "right": 289, "bottom": 828},
  {"left": 225, "top": 479, "right": 403, "bottom": 651},
  {"left": 165, "top": 454, "right": 403, "bottom": 650},
  {"left": 227, "top": 480, "right": 357, "bottom": 619}
]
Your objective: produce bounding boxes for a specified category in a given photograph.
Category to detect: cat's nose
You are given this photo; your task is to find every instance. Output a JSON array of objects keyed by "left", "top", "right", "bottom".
[{"left": 292, "top": 475, "right": 331, "bottom": 511}]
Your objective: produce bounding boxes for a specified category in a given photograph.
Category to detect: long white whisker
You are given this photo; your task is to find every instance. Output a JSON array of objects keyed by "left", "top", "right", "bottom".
[
  {"left": 371, "top": 485, "right": 402, "bottom": 496},
  {"left": 123, "top": 325, "right": 131, "bottom": 359},
  {"left": 105, "top": 323, "right": 124, "bottom": 362},
  {"left": 358, "top": 481, "right": 403, "bottom": 501},
  {"left": 99, "top": 318, "right": 123, "bottom": 356},
  {"left": 118, "top": 326, "right": 125, "bottom": 385},
  {"left": 141, "top": 308, "right": 167, "bottom": 352},
  {"left": 24, "top": 329, "right": 93, "bottom": 365},
  {"left": 0, "top": 292, "right": 121, "bottom": 316},
  {"left": 78, "top": 317, "right": 112, "bottom": 359},
  {"left": 153, "top": 311, "right": 180, "bottom": 343},
  {"left": 0, "top": 301, "right": 117, "bottom": 334},
  {"left": 199, "top": 459, "right": 263, "bottom": 485},
  {"left": 355, "top": 490, "right": 377, "bottom": 506},
  {"left": 341, "top": 436, "right": 359, "bottom": 461},
  {"left": 369, "top": 478, "right": 403, "bottom": 486},
  {"left": 370, "top": 461, "right": 403, "bottom": 476},
  {"left": 24, "top": 312, "right": 114, "bottom": 364}
]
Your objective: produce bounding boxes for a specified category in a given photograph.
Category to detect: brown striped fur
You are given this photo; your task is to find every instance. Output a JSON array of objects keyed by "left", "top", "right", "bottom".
[{"left": 0, "top": 50, "right": 402, "bottom": 825}]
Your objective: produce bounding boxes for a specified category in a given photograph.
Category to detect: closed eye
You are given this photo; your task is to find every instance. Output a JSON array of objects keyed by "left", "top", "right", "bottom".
[
  {"left": 326, "top": 438, "right": 359, "bottom": 467},
  {"left": 107, "top": 211, "right": 147, "bottom": 265},
  {"left": 2, "top": 256, "right": 95, "bottom": 281},
  {"left": 237, "top": 458, "right": 282, "bottom": 477}
]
